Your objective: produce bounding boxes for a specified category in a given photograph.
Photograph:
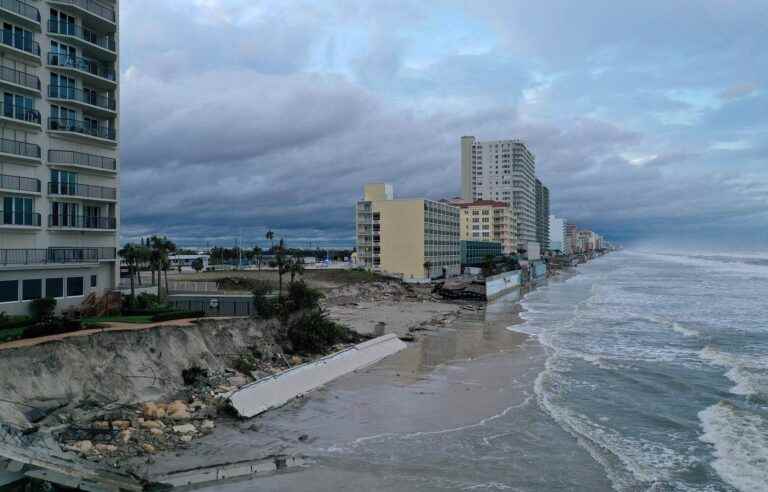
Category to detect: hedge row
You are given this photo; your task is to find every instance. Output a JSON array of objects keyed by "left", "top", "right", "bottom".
[{"left": 150, "top": 311, "right": 206, "bottom": 322}]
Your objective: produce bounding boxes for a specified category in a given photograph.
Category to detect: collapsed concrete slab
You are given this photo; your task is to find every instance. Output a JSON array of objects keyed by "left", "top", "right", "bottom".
[{"left": 229, "top": 334, "right": 407, "bottom": 418}]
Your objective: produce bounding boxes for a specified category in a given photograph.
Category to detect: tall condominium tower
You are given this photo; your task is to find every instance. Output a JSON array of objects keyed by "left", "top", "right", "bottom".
[
  {"left": 535, "top": 179, "right": 550, "bottom": 251},
  {"left": 0, "top": 0, "right": 119, "bottom": 315},
  {"left": 460, "top": 136, "right": 537, "bottom": 248}
]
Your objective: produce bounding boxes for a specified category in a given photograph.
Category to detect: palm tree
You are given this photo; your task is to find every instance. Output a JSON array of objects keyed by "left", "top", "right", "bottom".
[
  {"left": 423, "top": 261, "right": 432, "bottom": 279},
  {"left": 289, "top": 253, "right": 305, "bottom": 284},
  {"left": 150, "top": 236, "right": 176, "bottom": 297},
  {"left": 265, "top": 230, "right": 275, "bottom": 252},
  {"left": 253, "top": 245, "right": 263, "bottom": 271},
  {"left": 118, "top": 243, "right": 139, "bottom": 299},
  {"left": 274, "top": 239, "right": 288, "bottom": 298}
]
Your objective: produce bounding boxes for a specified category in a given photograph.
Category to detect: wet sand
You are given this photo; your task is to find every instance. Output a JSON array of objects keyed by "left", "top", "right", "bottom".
[{"left": 137, "top": 287, "right": 612, "bottom": 491}]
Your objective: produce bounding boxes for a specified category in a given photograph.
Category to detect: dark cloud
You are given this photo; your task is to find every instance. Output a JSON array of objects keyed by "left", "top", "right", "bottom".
[{"left": 118, "top": 0, "right": 768, "bottom": 247}]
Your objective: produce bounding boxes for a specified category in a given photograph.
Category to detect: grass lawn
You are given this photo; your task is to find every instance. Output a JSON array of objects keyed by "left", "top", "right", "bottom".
[
  {"left": 81, "top": 315, "right": 155, "bottom": 325},
  {"left": 0, "top": 326, "right": 26, "bottom": 343}
]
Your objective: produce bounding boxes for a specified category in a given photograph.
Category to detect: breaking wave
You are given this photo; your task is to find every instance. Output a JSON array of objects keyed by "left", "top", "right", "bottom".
[{"left": 698, "top": 402, "right": 768, "bottom": 492}]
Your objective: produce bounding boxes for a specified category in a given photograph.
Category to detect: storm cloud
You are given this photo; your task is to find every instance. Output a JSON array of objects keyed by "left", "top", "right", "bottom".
[{"left": 119, "top": 0, "right": 768, "bottom": 248}]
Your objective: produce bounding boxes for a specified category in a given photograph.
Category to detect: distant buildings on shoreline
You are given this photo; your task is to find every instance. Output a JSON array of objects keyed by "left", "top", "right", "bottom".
[{"left": 355, "top": 137, "right": 611, "bottom": 281}]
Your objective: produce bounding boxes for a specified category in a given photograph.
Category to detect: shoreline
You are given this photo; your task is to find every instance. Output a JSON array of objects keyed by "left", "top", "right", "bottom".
[{"left": 0, "top": 266, "right": 593, "bottom": 490}]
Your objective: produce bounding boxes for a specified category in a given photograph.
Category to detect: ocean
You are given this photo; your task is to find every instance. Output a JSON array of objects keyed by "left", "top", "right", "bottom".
[
  {"left": 517, "top": 250, "right": 768, "bottom": 491},
  {"left": 194, "top": 251, "right": 767, "bottom": 491}
]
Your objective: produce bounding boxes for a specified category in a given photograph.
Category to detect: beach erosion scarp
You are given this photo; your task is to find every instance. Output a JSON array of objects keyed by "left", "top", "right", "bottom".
[{"left": 0, "top": 278, "right": 471, "bottom": 489}]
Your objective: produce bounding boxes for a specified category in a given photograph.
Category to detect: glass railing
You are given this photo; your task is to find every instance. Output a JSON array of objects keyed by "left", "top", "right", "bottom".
[
  {"left": 52, "top": 0, "right": 115, "bottom": 23},
  {"left": 47, "top": 52, "right": 115, "bottom": 81},
  {"left": 0, "top": 173, "right": 40, "bottom": 192},
  {"left": 0, "top": 136, "right": 40, "bottom": 158},
  {"left": 48, "top": 214, "right": 116, "bottom": 230},
  {"left": 48, "top": 149, "right": 116, "bottom": 171},
  {"left": 0, "top": 0, "right": 40, "bottom": 23},
  {"left": 47, "top": 20, "right": 115, "bottom": 52},
  {"left": 0, "top": 101, "right": 40, "bottom": 124},
  {"left": 0, "top": 210, "right": 41, "bottom": 226},
  {"left": 0, "top": 29, "right": 39, "bottom": 56},
  {"left": 0, "top": 247, "right": 116, "bottom": 265},
  {"left": 48, "top": 117, "right": 117, "bottom": 141},
  {"left": 0, "top": 64, "right": 39, "bottom": 90},
  {"left": 48, "top": 181, "right": 116, "bottom": 200},
  {"left": 48, "top": 85, "right": 116, "bottom": 111}
]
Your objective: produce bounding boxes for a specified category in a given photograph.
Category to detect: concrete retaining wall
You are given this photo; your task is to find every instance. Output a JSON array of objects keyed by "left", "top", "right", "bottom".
[
  {"left": 485, "top": 271, "right": 522, "bottom": 301},
  {"left": 229, "top": 334, "right": 407, "bottom": 418}
]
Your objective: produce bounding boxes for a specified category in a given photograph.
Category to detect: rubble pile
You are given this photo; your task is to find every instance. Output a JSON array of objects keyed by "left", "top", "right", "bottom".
[
  {"left": 57, "top": 398, "right": 220, "bottom": 463},
  {"left": 326, "top": 281, "right": 432, "bottom": 306},
  {"left": 53, "top": 365, "right": 253, "bottom": 464}
]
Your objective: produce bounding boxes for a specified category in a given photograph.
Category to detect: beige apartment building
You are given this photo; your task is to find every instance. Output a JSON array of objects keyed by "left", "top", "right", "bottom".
[
  {"left": 447, "top": 198, "right": 517, "bottom": 255},
  {"left": 356, "top": 184, "right": 460, "bottom": 280},
  {"left": 0, "top": 0, "right": 119, "bottom": 315}
]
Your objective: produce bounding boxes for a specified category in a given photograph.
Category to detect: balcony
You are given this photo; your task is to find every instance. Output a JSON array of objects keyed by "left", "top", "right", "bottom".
[
  {"left": 48, "top": 181, "right": 116, "bottom": 201},
  {"left": 47, "top": 52, "right": 116, "bottom": 87},
  {"left": 48, "top": 0, "right": 116, "bottom": 28},
  {"left": 47, "top": 20, "right": 116, "bottom": 60},
  {"left": 48, "top": 149, "right": 116, "bottom": 173},
  {"left": 0, "top": 173, "right": 40, "bottom": 194},
  {"left": 48, "top": 214, "right": 116, "bottom": 231},
  {"left": 0, "top": 137, "right": 41, "bottom": 161},
  {"left": 0, "top": 64, "right": 39, "bottom": 93},
  {"left": 0, "top": 247, "right": 116, "bottom": 266},
  {"left": 0, "top": 0, "right": 40, "bottom": 26},
  {"left": 48, "top": 117, "right": 116, "bottom": 144},
  {"left": 48, "top": 85, "right": 115, "bottom": 115},
  {"left": 0, "top": 101, "right": 40, "bottom": 128},
  {"left": 0, "top": 210, "right": 41, "bottom": 227},
  {"left": 0, "top": 29, "right": 40, "bottom": 61}
]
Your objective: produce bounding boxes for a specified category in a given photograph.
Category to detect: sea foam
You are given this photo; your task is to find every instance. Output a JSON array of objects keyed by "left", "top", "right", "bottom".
[
  {"left": 699, "top": 346, "right": 768, "bottom": 398},
  {"left": 699, "top": 402, "right": 768, "bottom": 492}
]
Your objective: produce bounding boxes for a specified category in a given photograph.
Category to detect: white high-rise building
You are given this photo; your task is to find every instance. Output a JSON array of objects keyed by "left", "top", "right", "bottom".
[
  {"left": 461, "top": 136, "right": 537, "bottom": 249},
  {"left": 549, "top": 215, "right": 567, "bottom": 254},
  {"left": 0, "top": 0, "right": 119, "bottom": 315}
]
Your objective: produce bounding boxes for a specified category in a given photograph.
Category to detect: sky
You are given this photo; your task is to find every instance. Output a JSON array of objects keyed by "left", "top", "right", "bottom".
[{"left": 119, "top": 0, "right": 768, "bottom": 249}]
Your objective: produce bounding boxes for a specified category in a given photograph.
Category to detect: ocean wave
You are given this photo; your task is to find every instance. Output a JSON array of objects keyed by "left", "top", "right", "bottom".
[
  {"left": 698, "top": 401, "right": 768, "bottom": 492},
  {"left": 633, "top": 252, "right": 768, "bottom": 279},
  {"left": 534, "top": 353, "right": 697, "bottom": 491},
  {"left": 699, "top": 347, "right": 768, "bottom": 398},
  {"left": 672, "top": 322, "right": 700, "bottom": 338}
]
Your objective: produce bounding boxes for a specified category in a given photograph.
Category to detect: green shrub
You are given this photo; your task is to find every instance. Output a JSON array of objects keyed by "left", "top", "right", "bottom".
[
  {"left": 181, "top": 366, "right": 209, "bottom": 386},
  {"left": 287, "top": 310, "right": 349, "bottom": 354},
  {"left": 0, "top": 313, "right": 33, "bottom": 331},
  {"left": 150, "top": 311, "right": 205, "bottom": 322},
  {"left": 30, "top": 298, "right": 56, "bottom": 322},
  {"left": 252, "top": 281, "right": 279, "bottom": 319},
  {"left": 287, "top": 281, "right": 323, "bottom": 311},
  {"left": 22, "top": 317, "right": 82, "bottom": 339}
]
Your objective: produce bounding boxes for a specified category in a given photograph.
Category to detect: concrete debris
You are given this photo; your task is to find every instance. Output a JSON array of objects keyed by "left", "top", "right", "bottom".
[{"left": 172, "top": 424, "right": 197, "bottom": 435}]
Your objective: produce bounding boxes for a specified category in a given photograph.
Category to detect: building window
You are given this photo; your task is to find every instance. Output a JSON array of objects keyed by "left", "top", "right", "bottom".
[
  {"left": 22, "top": 279, "right": 42, "bottom": 301},
  {"left": 90, "top": 275, "right": 97, "bottom": 288},
  {"left": 0, "top": 280, "right": 19, "bottom": 303},
  {"left": 67, "top": 277, "right": 84, "bottom": 297},
  {"left": 46, "top": 278, "right": 64, "bottom": 298}
]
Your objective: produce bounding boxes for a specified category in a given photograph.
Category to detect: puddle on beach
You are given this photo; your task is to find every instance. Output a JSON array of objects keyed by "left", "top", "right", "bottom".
[{"left": 140, "top": 288, "right": 612, "bottom": 491}]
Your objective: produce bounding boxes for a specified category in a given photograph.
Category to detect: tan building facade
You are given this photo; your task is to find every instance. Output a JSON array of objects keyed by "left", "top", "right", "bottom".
[
  {"left": 356, "top": 184, "right": 460, "bottom": 280},
  {"left": 0, "top": 1, "right": 120, "bottom": 315},
  {"left": 447, "top": 199, "right": 517, "bottom": 255}
]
